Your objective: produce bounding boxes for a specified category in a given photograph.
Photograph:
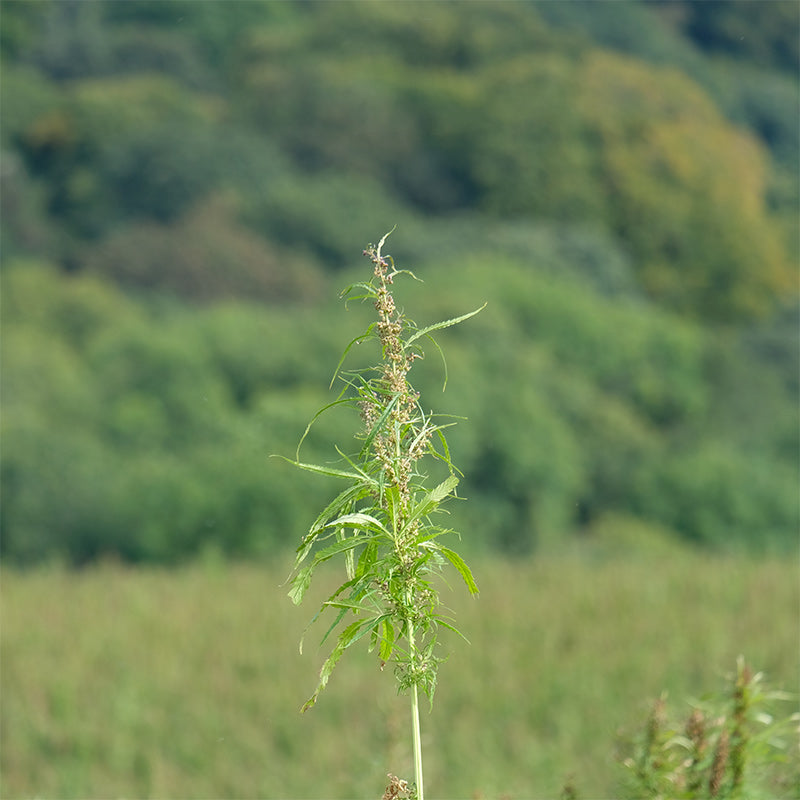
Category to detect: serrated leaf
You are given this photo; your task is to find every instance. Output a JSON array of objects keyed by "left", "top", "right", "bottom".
[
  {"left": 308, "top": 484, "right": 365, "bottom": 535},
  {"left": 405, "top": 303, "right": 486, "bottom": 346},
  {"left": 273, "top": 456, "right": 364, "bottom": 482},
  {"left": 379, "top": 617, "right": 395, "bottom": 662},
  {"left": 439, "top": 546, "right": 479, "bottom": 595},
  {"left": 325, "top": 512, "right": 389, "bottom": 536},
  {"left": 312, "top": 535, "right": 371, "bottom": 567},
  {"left": 402, "top": 474, "right": 459, "bottom": 534},
  {"left": 301, "top": 617, "right": 374, "bottom": 712},
  {"left": 429, "top": 474, "right": 460, "bottom": 504},
  {"left": 288, "top": 565, "right": 313, "bottom": 606},
  {"left": 355, "top": 540, "right": 377, "bottom": 580}
]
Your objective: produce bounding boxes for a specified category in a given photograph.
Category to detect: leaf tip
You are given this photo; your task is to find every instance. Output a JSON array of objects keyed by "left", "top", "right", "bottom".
[{"left": 300, "top": 698, "right": 316, "bottom": 713}]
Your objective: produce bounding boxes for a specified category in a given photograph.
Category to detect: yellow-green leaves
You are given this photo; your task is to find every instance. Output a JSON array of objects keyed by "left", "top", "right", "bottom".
[{"left": 401, "top": 474, "right": 460, "bottom": 536}]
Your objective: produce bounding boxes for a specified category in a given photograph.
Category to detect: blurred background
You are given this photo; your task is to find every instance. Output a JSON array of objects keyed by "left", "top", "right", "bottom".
[
  {"left": 1, "top": 1, "right": 798, "bottom": 797},
  {"left": 2, "top": 0, "right": 798, "bottom": 564}
]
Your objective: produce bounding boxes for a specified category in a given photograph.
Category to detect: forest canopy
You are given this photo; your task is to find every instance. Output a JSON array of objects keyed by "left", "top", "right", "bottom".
[{"left": 1, "top": 0, "right": 798, "bottom": 564}]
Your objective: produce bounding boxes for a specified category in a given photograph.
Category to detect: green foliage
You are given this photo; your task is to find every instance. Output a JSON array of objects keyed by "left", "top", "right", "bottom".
[
  {"left": 633, "top": 445, "right": 798, "bottom": 553},
  {"left": 2, "top": 249, "right": 797, "bottom": 564},
  {"left": 577, "top": 50, "right": 792, "bottom": 319},
  {"left": 81, "top": 194, "right": 325, "bottom": 304},
  {"left": 1, "top": 2, "right": 798, "bottom": 564},
  {"left": 620, "top": 658, "right": 799, "bottom": 799},
  {"left": 3, "top": 556, "right": 797, "bottom": 798},
  {"left": 0, "top": 263, "right": 339, "bottom": 564},
  {"left": 676, "top": 0, "right": 799, "bottom": 74},
  {"left": 4, "top": 0, "right": 795, "bottom": 318}
]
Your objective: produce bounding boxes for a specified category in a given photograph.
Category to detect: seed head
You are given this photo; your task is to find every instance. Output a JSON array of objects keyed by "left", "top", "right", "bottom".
[{"left": 709, "top": 728, "right": 730, "bottom": 797}]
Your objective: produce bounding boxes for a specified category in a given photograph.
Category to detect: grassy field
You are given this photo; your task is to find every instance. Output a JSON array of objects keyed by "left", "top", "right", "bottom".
[{"left": 2, "top": 551, "right": 797, "bottom": 799}]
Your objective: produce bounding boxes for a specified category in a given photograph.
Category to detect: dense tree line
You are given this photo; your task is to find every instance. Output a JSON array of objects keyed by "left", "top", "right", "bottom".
[{"left": 1, "top": 1, "right": 797, "bottom": 563}]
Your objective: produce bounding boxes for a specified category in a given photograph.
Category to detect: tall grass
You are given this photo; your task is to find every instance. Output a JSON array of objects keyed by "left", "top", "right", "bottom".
[{"left": 2, "top": 553, "right": 797, "bottom": 798}]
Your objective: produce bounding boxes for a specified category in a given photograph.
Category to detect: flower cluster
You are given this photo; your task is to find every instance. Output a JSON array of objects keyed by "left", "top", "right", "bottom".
[{"left": 360, "top": 243, "right": 430, "bottom": 539}]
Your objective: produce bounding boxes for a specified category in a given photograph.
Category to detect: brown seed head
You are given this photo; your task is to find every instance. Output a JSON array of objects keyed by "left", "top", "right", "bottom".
[{"left": 709, "top": 728, "right": 730, "bottom": 797}]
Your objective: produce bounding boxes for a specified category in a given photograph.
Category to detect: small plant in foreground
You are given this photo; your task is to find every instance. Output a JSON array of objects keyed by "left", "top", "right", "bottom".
[
  {"left": 280, "top": 230, "right": 484, "bottom": 799},
  {"left": 619, "top": 656, "right": 800, "bottom": 799}
]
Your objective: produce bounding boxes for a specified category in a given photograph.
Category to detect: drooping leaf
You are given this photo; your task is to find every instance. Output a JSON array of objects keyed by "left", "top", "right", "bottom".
[
  {"left": 288, "top": 565, "right": 314, "bottom": 606},
  {"left": 325, "top": 512, "right": 390, "bottom": 537},
  {"left": 302, "top": 615, "right": 384, "bottom": 712},
  {"left": 312, "top": 534, "right": 372, "bottom": 567},
  {"left": 355, "top": 540, "right": 377, "bottom": 580},
  {"left": 439, "top": 546, "right": 479, "bottom": 596},
  {"left": 379, "top": 617, "right": 395, "bottom": 662},
  {"left": 308, "top": 483, "right": 365, "bottom": 536},
  {"left": 329, "top": 324, "right": 375, "bottom": 388},
  {"left": 435, "top": 616, "right": 470, "bottom": 643},
  {"left": 292, "top": 392, "right": 351, "bottom": 460},
  {"left": 302, "top": 617, "right": 365, "bottom": 712}
]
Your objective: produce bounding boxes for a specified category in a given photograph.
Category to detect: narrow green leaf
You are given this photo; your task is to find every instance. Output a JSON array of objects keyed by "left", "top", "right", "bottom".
[
  {"left": 312, "top": 535, "right": 370, "bottom": 567},
  {"left": 402, "top": 474, "right": 459, "bottom": 534},
  {"left": 323, "top": 600, "right": 371, "bottom": 613},
  {"left": 435, "top": 428, "right": 452, "bottom": 466},
  {"left": 301, "top": 617, "right": 374, "bottom": 712},
  {"left": 379, "top": 617, "right": 395, "bottom": 662},
  {"left": 329, "top": 325, "right": 375, "bottom": 388},
  {"left": 439, "top": 546, "right": 479, "bottom": 595},
  {"left": 340, "top": 281, "right": 377, "bottom": 301},
  {"left": 333, "top": 446, "right": 375, "bottom": 484},
  {"left": 376, "top": 225, "right": 396, "bottom": 254},
  {"left": 274, "top": 456, "right": 365, "bottom": 482},
  {"left": 291, "top": 392, "right": 351, "bottom": 460},
  {"left": 426, "top": 332, "right": 449, "bottom": 391},
  {"left": 325, "top": 512, "right": 390, "bottom": 536},
  {"left": 294, "top": 486, "right": 367, "bottom": 568},
  {"left": 359, "top": 392, "right": 401, "bottom": 458},
  {"left": 319, "top": 605, "right": 349, "bottom": 649},
  {"left": 355, "top": 540, "right": 377, "bottom": 580},
  {"left": 288, "top": 566, "right": 313, "bottom": 606},
  {"left": 405, "top": 303, "right": 486, "bottom": 346},
  {"left": 435, "top": 616, "right": 471, "bottom": 643},
  {"left": 308, "top": 484, "right": 365, "bottom": 535}
]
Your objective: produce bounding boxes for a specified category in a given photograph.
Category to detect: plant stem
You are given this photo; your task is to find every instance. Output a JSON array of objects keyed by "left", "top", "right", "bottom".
[
  {"left": 408, "top": 620, "right": 424, "bottom": 800},
  {"left": 411, "top": 683, "right": 424, "bottom": 800}
]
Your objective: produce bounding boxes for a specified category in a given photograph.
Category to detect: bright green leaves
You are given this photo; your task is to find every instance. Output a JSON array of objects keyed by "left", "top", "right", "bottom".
[
  {"left": 439, "top": 546, "right": 479, "bottom": 596},
  {"left": 405, "top": 303, "right": 488, "bottom": 347},
  {"left": 284, "top": 232, "right": 482, "bottom": 713},
  {"left": 378, "top": 616, "right": 395, "bottom": 662},
  {"left": 288, "top": 566, "right": 313, "bottom": 606},
  {"left": 301, "top": 616, "right": 372, "bottom": 712}
]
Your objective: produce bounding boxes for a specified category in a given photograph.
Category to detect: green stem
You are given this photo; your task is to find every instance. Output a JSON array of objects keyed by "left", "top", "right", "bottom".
[{"left": 408, "top": 621, "right": 424, "bottom": 800}]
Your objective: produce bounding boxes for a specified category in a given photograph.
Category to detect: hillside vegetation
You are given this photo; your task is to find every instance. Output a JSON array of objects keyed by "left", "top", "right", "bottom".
[{"left": 1, "top": 0, "right": 798, "bottom": 563}]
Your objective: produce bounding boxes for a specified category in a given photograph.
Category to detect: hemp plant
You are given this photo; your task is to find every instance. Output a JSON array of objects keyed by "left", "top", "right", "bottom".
[
  {"left": 620, "top": 657, "right": 799, "bottom": 799},
  {"left": 282, "top": 230, "right": 483, "bottom": 800}
]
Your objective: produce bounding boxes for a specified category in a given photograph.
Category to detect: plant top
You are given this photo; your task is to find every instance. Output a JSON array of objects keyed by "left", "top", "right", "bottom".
[{"left": 283, "top": 230, "right": 484, "bottom": 713}]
